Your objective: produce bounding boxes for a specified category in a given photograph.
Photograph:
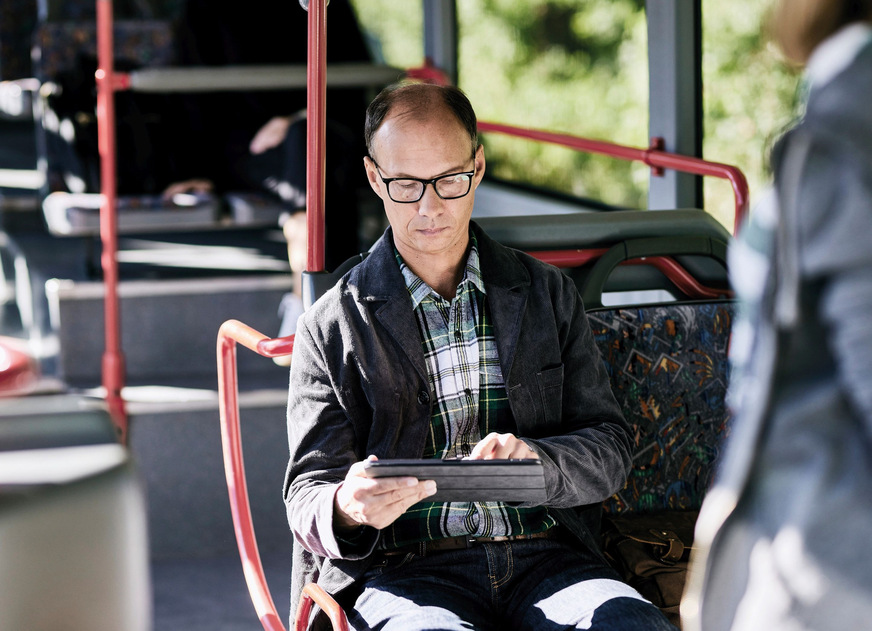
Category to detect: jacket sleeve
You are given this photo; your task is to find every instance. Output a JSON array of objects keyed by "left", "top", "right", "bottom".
[
  {"left": 517, "top": 264, "right": 633, "bottom": 509},
  {"left": 802, "top": 135, "right": 872, "bottom": 436},
  {"left": 282, "top": 312, "right": 378, "bottom": 560}
]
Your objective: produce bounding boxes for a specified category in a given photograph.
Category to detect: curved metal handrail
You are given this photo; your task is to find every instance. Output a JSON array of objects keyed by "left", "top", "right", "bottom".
[
  {"left": 527, "top": 248, "right": 732, "bottom": 302},
  {"left": 217, "top": 320, "right": 294, "bottom": 631},
  {"left": 477, "top": 121, "right": 750, "bottom": 236}
]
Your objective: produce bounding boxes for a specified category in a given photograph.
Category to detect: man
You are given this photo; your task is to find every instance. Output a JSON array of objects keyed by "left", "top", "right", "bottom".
[{"left": 284, "top": 82, "right": 676, "bottom": 630}]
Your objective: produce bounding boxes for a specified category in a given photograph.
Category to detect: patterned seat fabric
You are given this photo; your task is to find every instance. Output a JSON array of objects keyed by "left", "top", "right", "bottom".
[
  {"left": 589, "top": 302, "right": 735, "bottom": 514},
  {"left": 33, "top": 21, "right": 175, "bottom": 81},
  {"left": 0, "top": 0, "right": 37, "bottom": 80}
]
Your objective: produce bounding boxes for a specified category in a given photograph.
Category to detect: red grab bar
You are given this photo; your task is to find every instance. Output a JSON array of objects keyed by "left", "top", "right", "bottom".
[
  {"left": 218, "top": 319, "right": 350, "bottom": 631},
  {"left": 305, "top": 0, "right": 328, "bottom": 274},
  {"left": 527, "top": 249, "right": 732, "bottom": 301},
  {"left": 95, "top": 0, "right": 127, "bottom": 441},
  {"left": 477, "top": 121, "right": 749, "bottom": 235},
  {"left": 217, "top": 320, "right": 294, "bottom": 631},
  {"left": 295, "top": 584, "right": 349, "bottom": 631}
]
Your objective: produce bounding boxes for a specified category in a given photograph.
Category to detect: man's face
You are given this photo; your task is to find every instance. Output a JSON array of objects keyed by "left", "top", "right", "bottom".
[{"left": 364, "top": 108, "right": 485, "bottom": 266}]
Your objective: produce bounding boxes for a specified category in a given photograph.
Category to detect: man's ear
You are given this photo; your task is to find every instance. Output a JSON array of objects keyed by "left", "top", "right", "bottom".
[
  {"left": 363, "top": 156, "right": 383, "bottom": 198},
  {"left": 473, "top": 144, "right": 486, "bottom": 188}
]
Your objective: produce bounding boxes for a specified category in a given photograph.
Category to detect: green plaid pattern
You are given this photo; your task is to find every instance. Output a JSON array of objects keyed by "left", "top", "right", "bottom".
[{"left": 380, "top": 236, "right": 555, "bottom": 549}]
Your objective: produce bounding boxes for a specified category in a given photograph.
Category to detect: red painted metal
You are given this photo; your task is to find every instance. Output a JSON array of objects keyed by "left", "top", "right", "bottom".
[
  {"left": 95, "top": 0, "right": 127, "bottom": 441},
  {"left": 645, "top": 255, "right": 732, "bottom": 299},
  {"left": 295, "top": 584, "right": 349, "bottom": 631},
  {"left": 0, "top": 337, "right": 39, "bottom": 397},
  {"left": 405, "top": 58, "right": 452, "bottom": 86},
  {"left": 528, "top": 248, "right": 608, "bottom": 268},
  {"left": 217, "top": 320, "right": 294, "bottom": 631},
  {"left": 526, "top": 250, "right": 732, "bottom": 300},
  {"left": 477, "top": 121, "right": 750, "bottom": 235},
  {"left": 306, "top": 0, "right": 328, "bottom": 273}
]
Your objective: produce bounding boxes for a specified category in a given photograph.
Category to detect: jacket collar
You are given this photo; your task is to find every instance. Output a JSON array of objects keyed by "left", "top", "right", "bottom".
[
  {"left": 351, "top": 221, "right": 531, "bottom": 384},
  {"left": 355, "top": 221, "right": 530, "bottom": 299}
]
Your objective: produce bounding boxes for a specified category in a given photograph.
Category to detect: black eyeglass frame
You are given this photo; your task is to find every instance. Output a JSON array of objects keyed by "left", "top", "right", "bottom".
[{"left": 370, "top": 159, "right": 476, "bottom": 204}]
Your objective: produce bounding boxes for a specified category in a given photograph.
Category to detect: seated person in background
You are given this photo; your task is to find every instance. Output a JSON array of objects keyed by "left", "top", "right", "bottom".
[
  {"left": 164, "top": 0, "right": 370, "bottom": 339},
  {"left": 283, "top": 83, "right": 677, "bottom": 631}
]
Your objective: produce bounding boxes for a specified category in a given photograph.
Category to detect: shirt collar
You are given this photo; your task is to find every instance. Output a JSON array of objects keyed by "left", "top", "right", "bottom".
[
  {"left": 806, "top": 22, "right": 872, "bottom": 91},
  {"left": 396, "top": 232, "right": 486, "bottom": 310}
]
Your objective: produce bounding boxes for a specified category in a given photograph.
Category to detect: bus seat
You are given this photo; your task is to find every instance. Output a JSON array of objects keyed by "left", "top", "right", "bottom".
[
  {"left": 580, "top": 234, "right": 733, "bottom": 513},
  {"left": 0, "top": 336, "right": 38, "bottom": 397},
  {"left": 41, "top": 191, "right": 221, "bottom": 236},
  {"left": 301, "top": 252, "right": 369, "bottom": 308},
  {"left": 31, "top": 17, "right": 373, "bottom": 238},
  {"left": 476, "top": 210, "right": 732, "bottom": 302},
  {"left": 579, "top": 234, "right": 728, "bottom": 310},
  {"left": 0, "top": 395, "right": 150, "bottom": 631},
  {"left": 589, "top": 300, "right": 734, "bottom": 513},
  {"left": 0, "top": 0, "right": 36, "bottom": 82},
  {"left": 0, "top": 0, "right": 37, "bottom": 119},
  {"left": 31, "top": 20, "right": 224, "bottom": 236}
]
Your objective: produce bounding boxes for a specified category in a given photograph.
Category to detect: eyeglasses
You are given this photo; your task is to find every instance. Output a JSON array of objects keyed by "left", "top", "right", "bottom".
[{"left": 372, "top": 160, "right": 475, "bottom": 204}]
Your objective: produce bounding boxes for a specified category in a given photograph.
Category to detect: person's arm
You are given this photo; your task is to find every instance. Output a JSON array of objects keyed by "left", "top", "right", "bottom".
[
  {"left": 796, "top": 134, "right": 872, "bottom": 435},
  {"left": 249, "top": 110, "right": 306, "bottom": 155},
  {"left": 823, "top": 270, "right": 872, "bottom": 430},
  {"left": 283, "top": 313, "right": 435, "bottom": 559},
  {"left": 534, "top": 280, "right": 633, "bottom": 508},
  {"left": 488, "top": 264, "right": 633, "bottom": 509}
]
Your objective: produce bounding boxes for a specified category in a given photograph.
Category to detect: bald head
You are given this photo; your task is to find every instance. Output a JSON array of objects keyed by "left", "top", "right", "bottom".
[{"left": 364, "top": 83, "right": 479, "bottom": 163}]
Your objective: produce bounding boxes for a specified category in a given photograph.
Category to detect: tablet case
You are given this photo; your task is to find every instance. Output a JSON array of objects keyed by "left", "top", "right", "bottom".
[{"left": 363, "top": 459, "right": 547, "bottom": 503}]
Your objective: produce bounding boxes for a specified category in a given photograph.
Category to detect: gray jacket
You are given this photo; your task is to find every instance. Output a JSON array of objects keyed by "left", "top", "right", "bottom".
[
  {"left": 685, "top": 39, "right": 872, "bottom": 631},
  {"left": 283, "top": 222, "right": 632, "bottom": 624}
]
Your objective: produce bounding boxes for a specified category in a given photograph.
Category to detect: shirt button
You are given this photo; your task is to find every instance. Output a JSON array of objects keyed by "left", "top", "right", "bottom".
[{"left": 417, "top": 390, "right": 430, "bottom": 405}]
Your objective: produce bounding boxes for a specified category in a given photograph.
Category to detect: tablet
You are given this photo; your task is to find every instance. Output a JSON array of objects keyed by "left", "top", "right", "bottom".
[{"left": 362, "top": 458, "right": 547, "bottom": 503}]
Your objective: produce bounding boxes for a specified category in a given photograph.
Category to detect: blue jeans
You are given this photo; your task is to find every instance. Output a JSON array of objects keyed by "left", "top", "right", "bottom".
[{"left": 341, "top": 538, "right": 677, "bottom": 631}]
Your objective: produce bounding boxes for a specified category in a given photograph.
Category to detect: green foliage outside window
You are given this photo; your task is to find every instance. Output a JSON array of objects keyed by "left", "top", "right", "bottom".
[{"left": 350, "top": 0, "right": 800, "bottom": 230}]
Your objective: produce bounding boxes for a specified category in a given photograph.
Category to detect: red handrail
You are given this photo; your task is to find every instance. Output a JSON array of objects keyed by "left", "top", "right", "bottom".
[
  {"left": 527, "top": 249, "right": 732, "bottom": 301},
  {"left": 477, "top": 121, "right": 750, "bottom": 235},
  {"left": 305, "top": 0, "right": 328, "bottom": 274},
  {"left": 217, "top": 320, "right": 350, "bottom": 631},
  {"left": 95, "top": 0, "right": 127, "bottom": 441},
  {"left": 295, "top": 584, "right": 349, "bottom": 631},
  {"left": 217, "top": 320, "right": 294, "bottom": 631}
]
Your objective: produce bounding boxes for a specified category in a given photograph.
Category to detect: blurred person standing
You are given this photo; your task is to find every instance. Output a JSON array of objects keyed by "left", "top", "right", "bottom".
[{"left": 683, "top": 1, "right": 872, "bottom": 630}]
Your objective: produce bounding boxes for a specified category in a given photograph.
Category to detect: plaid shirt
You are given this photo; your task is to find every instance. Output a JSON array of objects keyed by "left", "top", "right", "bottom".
[{"left": 380, "top": 235, "right": 555, "bottom": 549}]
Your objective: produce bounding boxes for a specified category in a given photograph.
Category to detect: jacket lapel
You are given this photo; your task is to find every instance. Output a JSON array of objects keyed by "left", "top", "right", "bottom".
[
  {"left": 356, "top": 230, "right": 428, "bottom": 384},
  {"left": 473, "top": 223, "right": 530, "bottom": 381},
  {"left": 355, "top": 224, "right": 530, "bottom": 386}
]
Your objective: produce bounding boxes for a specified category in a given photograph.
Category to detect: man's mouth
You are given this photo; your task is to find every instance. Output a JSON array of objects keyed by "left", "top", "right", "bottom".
[{"left": 419, "top": 226, "right": 447, "bottom": 236}]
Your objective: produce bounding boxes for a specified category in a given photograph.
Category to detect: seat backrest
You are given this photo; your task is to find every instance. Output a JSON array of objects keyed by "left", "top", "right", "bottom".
[
  {"left": 33, "top": 20, "right": 175, "bottom": 82},
  {"left": 590, "top": 300, "right": 734, "bottom": 513},
  {"left": 0, "top": 0, "right": 37, "bottom": 81},
  {"left": 477, "top": 210, "right": 732, "bottom": 302},
  {"left": 0, "top": 395, "right": 150, "bottom": 631},
  {"left": 33, "top": 20, "right": 177, "bottom": 196}
]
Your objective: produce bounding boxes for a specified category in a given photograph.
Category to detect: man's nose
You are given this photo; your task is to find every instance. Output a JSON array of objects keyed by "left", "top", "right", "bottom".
[{"left": 416, "top": 183, "right": 443, "bottom": 215}]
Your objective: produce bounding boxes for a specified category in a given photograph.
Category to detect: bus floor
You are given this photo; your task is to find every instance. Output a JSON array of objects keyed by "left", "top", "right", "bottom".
[{"left": 151, "top": 554, "right": 291, "bottom": 631}]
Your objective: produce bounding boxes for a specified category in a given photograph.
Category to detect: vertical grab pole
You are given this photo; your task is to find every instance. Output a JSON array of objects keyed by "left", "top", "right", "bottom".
[
  {"left": 305, "top": 0, "right": 328, "bottom": 274},
  {"left": 96, "top": 0, "right": 127, "bottom": 441}
]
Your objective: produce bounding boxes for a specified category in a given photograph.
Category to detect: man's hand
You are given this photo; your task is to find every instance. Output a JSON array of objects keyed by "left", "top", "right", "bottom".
[
  {"left": 469, "top": 432, "right": 539, "bottom": 460},
  {"left": 333, "top": 456, "right": 437, "bottom": 532}
]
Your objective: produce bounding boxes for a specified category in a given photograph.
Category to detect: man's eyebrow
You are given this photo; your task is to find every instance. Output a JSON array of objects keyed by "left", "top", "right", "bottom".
[{"left": 386, "top": 163, "right": 472, "bottom": 179}]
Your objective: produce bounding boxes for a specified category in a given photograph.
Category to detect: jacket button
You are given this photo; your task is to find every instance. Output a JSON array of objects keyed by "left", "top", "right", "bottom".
[{"left": 417, "top": 390, "right": 430, "bottom": 405}]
